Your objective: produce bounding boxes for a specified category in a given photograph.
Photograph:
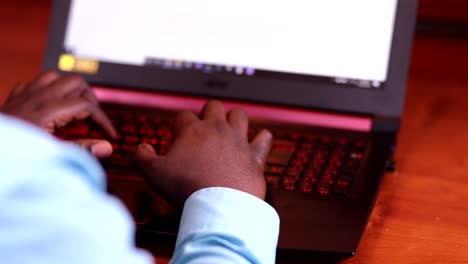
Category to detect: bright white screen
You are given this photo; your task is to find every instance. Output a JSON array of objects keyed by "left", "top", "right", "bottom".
[{"left": 65, "top": 0, "right": 398, "bottom": 82}]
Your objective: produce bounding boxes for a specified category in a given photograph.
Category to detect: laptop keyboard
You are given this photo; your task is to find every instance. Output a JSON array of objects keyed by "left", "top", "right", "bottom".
[{"left": 55, "top": 109, "right": 367, "bottom": 197}]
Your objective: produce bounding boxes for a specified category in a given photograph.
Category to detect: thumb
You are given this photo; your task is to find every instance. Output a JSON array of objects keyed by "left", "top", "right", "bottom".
[
  {"left": 250, "top": 129, "right": 273, "bottom": 167},
  {"left": 74, "top": 139, "right": 113, "bottom": 159},
  {"left": 134, "top": 143, "right": 169, "bottom": 180},
  {"left": 134, "top": 143, "right": 175, "bottom": 200},
  {"left": 134, "top": 143, "right": 159, "bottom": 169}
]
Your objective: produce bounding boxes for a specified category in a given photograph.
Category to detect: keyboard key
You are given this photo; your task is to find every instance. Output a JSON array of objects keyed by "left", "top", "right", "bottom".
[
  {"left": 89, "top": 131, "right": 104, "bottom": 139},
  {"left": 141, "top": 137, "right": 158, "bottom": 146},
  {"left": 342, "top": 159, "right": 362, "bottom": 173},
  {"left": 267, "top": 140, "right": 296, "bottom": 166},
  {"left": 124, "top": 135, "right": 139, "bottom": 144},
  {"left": 273, "top": 130, "right": 287, "bottom": 139},
  {"left": 303, "top": 167, "right": 319, "bottom": 179},
  {"left": 111, "top": 143, "right": 120, "bottom": 152},
  {"left": 265, "top": 174, "right": 280, "bottom": 187},
  {"left": 316, "top": 182, "right": 331, "bottom": 195},
  {"left": 286, "top": 166, "right": 301, "bottom": 177},
  {"left": 157, "top": 125, "right": 172, "bottom": 136},
  {"left": 159, "top": 148, "right": 169, "bottom": 155},
  {"left": 293, "top": 158, "right": 307, "bottom": 168},
  {"left": 354, "top": 140, "right": 366, "bottom": 148},
  {"left": 338, "top": 138, "right": 348, "bottom": 146},
  {"left": 281, "top": 176, "right": 297, "bottom": 191},
  {"left": 299, "top": 143, "right": 314, "bottom": 153},
  {"left": 68, "top": 123, "right": 89, "bottom": 136},
  {"left": 159, "top": 139, "right": 171, "bottom": 155},
  {"left": 137, "top": 115, "right": 148, "bottom": 123},
  {"left": 121, "top": 144, "right": 137, "bottom": 153},
  {"left": 139, "top": 127, "right": 155, "bottom": 137},
  {"left": 299, "top": 180, "right": 313, "bottom": 193},
  {"left": 334, "top": 173, "right": 353, "bottom": 194},
  {"left": 121, "top": 124, "right": 137, "bottom": 134},
  {"left": 349, "top": 151, "right": 364, "bottom": 160},
  {"left": 321, "top": 136, "right": 333, "bottom": 144},
  {"left": 320, "top": 174, "right": 336, "bottom": 185},
  {"left": 334, "top": 180, "right": 351, "bottom": 194},
  {"left": 162, "top": 131, "right": 174, "bottom": 139},
  {"left": 307, "top": 160, "right": 324, "bottom": 173},
  {"left": 303, "top": 172, "right": 318, "bottom": 183},
  {"left": 105, "top": 152, "right": 131, "bottom": 167},
  {"left": 295, "top": 150, "right": 309, "bottom": 159},
  {"left": 281, "top": 176, "right": 298, "bottom": 185},
  {"left": 57, "top": 109, "right": 368, "bottom": 197},
  {"left": 121, "top": 113, "right": 134, "bottom": 121},
  {"left": 288, "top": 132, "right": 301, "bottom": 141},
  {"left": 265, "top": 165, "right": 286, "bottom": 175}
]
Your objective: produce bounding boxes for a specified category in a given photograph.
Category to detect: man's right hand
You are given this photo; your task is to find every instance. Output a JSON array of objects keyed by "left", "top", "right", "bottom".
[{"left": 134, "top": 100, "right": 272, "bottom": 206}]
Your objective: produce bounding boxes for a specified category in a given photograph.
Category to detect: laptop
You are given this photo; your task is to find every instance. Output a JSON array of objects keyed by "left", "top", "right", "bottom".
[{"left": 44, "top": 0, "right": 418, "bottom": 260}]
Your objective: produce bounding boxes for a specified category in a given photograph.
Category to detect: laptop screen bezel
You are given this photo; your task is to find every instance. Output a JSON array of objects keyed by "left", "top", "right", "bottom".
[{"left": 44, "top": 0, "right": 418, "bottom": 119}]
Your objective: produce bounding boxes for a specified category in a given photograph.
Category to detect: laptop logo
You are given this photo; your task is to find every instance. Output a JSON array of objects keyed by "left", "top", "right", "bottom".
[{"left": 204, "top": 79, "right": 229, "bottom": 90}]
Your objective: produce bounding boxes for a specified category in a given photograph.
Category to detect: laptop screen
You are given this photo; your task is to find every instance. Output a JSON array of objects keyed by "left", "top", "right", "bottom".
[{"left": 63, "top": 0, "right": 397, "bottom": 89}]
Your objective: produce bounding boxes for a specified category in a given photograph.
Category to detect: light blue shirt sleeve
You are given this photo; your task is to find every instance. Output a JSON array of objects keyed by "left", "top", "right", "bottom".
[
  {"left": 0, "top": 114, "right": 279, "bottom": 264},
  {"left": 173, "top": 188, "right": 280, "bottom": 264}
]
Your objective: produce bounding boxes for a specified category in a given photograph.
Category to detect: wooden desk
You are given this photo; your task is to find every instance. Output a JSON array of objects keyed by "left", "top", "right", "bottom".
[{"left": 2, "top": 1, "right": 468, "bottom": 263}]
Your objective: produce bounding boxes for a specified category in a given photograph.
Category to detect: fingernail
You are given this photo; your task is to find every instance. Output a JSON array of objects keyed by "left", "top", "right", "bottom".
[
  {"left": 138, "top": 143, "right": 155, "bottom": 153},
  {"left": 90, "top": 142, "right": 113, "bottom": 158}
]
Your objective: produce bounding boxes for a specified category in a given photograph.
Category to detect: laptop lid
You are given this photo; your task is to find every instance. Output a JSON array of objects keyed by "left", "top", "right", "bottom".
[{"left": 44, "top": 0, "right": 417, "bottom": 119}]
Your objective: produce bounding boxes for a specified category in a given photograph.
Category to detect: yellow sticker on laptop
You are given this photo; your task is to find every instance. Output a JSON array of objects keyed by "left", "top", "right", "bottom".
[{"left": 58, "top": 54, "right": 100, "bottom": 74}]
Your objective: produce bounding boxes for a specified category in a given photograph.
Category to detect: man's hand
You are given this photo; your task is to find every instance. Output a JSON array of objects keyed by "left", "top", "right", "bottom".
[
  {"left": 134, "top": 100, "right": 272, "bottom": 205},
  {"left": 1, "top": 71, "right": 117, "bottom": 158}
]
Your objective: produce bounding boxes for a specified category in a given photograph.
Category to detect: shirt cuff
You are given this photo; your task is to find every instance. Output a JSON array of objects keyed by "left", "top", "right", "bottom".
[{"left": 176, "top": 187, "right": 280, "bottom": 263}]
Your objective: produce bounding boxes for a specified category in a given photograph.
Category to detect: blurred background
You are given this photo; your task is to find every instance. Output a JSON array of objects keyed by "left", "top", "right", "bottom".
[
  {"left": 0, "top": 0, "right": 468, "bottom": 102},
  {"left": 0, "top": 0, "right": 467, "bottom": 103}
]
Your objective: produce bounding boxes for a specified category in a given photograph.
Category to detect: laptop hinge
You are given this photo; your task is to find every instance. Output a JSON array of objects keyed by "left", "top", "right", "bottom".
[{"left": 372, "top": 116, "right": 401, "bottom": 133}]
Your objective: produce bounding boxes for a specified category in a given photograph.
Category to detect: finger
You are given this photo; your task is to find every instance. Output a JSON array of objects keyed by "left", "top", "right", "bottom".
[
  {"left": 36, "top": 98, "right": 117, "bottom": 138},
  {"left": 227, "top": 108, "right": 248, "bottom": 136},
  {"left": 174, "top": 111, "right": 198, "bottom": 131},
  {"left": 134, "top": 143, "right": 180, "bottom": 205},
  {"left": 134, "top": 144, "right": 166, "bottom": 185},
  {"left": 250, "top": 129, "right": 273, "bottom": 166},
  {"left": 37, "top": 74, "right": 88, "bottom": 99},
  {"left": 4, "top": 82, "right": 28, "bottom": 105},
  {"left": 74, "top": 139, "right": 113, "bottom": 158},
  {"left": 8, "top": 82, "right": 28, "bottom": 97},
  {"left": 26, "top": 70, "right": 61, "bottom": 93},
  {"left": 27, "top": 73, "right": 116, "bottom": 138},
  {"left": 77, "top": 86, "right": 118, "bottom": 138},
  {"left": 134, "top": 144, "right": 164, "bottom": 192},
  {"left": 90, "top": 106, "right": 118, "bottom": 139},
  {"left": 201, "top": 100, "right": 226, "bottom": 121},
  {"left": 134, "top": 143, "right": 159, "bottom": 168},
  {"left": 81, "top": 85, "right": 99, "bottom": 104}
]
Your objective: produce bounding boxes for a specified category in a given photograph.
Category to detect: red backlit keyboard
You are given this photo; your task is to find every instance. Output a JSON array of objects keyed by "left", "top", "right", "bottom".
[{"left": 55, "top": 109, "right": 367, "bottom": 196}]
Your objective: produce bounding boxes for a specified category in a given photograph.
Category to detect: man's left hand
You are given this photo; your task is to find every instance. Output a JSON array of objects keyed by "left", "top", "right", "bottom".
[{"left": 1, "top": 71, "right": 117, "bottom": 158}]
